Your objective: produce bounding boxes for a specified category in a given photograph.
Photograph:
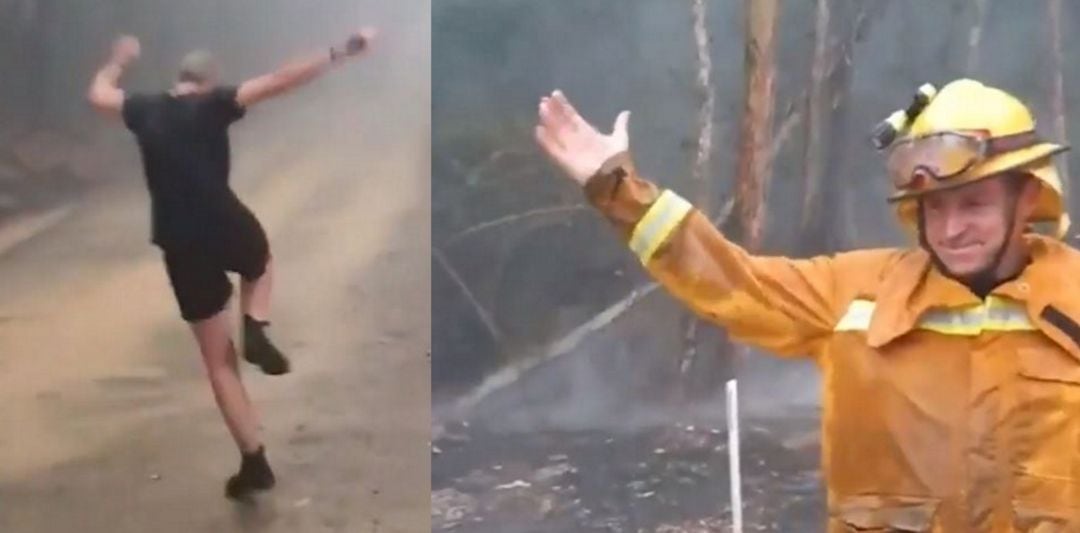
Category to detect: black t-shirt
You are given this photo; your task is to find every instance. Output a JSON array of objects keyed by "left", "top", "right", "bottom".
[{"left": 122, "top": 86, "right": 248, "bottom": 247}]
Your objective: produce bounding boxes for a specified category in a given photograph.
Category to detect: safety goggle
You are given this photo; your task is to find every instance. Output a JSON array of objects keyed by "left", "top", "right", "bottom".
[{"left": 885, "top": 130, "right": 1039, "bottom": 191}]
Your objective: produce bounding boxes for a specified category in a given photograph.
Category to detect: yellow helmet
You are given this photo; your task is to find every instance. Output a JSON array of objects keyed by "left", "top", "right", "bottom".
[{"left": 880, "top": 79, "right": 1070, "bottom": 238}]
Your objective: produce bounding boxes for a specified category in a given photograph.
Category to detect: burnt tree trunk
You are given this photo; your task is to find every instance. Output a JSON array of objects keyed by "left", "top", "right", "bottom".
[
  {"left": 966, "top": 0, "right": 988, "bottom": 75},
  {"left": 831, "top": 0, "right": 890, "bottom": 250},
  {"left": 1048, "top": 0, "right": 1070, "bottom": 201},
  {"left": 729, "top": 0, "right": 779, "bottom": 251},
  {"left": 799, "top": 0, "right": 831, "bottom": 248},
  {"left": 679, "top": 0, "right": 729, "bottom": 401}
]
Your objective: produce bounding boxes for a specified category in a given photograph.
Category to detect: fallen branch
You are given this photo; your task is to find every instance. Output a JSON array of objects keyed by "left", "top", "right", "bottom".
[
  {"left": 433, "top": 247, "right": 502, "bottom": 343},
  {"left": 449, "top": 281, "right": 661, "bottom": 419},
  {"left": 443, "top": 204, "right": 587, "bottom": 247},
  {"left": 449, "top": 196, "right": 739, "bottom": 419},
  {"left": 450, "top": 148, "right": 530, "bottom": 186}
]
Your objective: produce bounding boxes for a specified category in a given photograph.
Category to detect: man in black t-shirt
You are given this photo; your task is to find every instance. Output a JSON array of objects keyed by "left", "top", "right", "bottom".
[{"left": 87, "top": 30, "right": 375, "bottom": 499}]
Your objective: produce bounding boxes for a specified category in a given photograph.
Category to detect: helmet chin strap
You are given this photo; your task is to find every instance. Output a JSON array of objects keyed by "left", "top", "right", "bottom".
[{"left": 917, "top": 197, "right": 1023, "bottom": 299}]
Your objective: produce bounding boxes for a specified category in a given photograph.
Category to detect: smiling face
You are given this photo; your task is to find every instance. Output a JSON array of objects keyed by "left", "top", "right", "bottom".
[{"left": 920, "top": 172, "right": 1037, "bottom": 278}]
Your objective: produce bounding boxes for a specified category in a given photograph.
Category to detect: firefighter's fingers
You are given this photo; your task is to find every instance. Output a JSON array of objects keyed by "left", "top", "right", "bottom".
[{"left": 612, "top": 110, "right": 631, "bottom": 146}]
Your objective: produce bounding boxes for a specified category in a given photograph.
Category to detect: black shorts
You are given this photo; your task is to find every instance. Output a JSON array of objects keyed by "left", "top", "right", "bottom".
[{"left": 160, "top": 215, "right": 270, "bottom": 322}]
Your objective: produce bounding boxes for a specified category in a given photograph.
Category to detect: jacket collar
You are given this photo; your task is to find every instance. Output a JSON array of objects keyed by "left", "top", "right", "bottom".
[{"left": 865, "top": 235, "right": 1080, "bottom": 362}]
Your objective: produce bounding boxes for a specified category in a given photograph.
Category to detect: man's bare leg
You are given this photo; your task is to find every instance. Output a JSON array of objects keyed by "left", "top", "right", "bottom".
[
  {"left": 192, "top": 306, "right": 276, "bottom": 499},
  {"left": 191, "top": 307, "right": 261, "bottom": 452},
  {"left": 239, "top": 258, "right": 291, "bottom": 375}
]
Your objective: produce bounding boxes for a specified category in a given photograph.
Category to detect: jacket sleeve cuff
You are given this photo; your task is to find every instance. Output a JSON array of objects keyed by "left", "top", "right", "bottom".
[
  {"left": 583, "top": 151, "right": 659, "bottom": 234},
  {"left": 583, "top": 151, "right": 693, "bottom": 264}
]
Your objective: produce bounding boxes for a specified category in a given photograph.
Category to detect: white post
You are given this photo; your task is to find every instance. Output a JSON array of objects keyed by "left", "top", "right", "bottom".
[{"left": 726, "top": 379, "right": 743, "bottom": 533}]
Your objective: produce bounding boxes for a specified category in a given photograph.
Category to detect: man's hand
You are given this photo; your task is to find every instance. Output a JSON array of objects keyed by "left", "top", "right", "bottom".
[
  {"left": 534, "top": 90, "right": 630, "bottom": 186},
  {"left": 111, "top": 35, "right": 141, "bottom": 68},
  {"left": 342, "top": 27, "right": 378, "bottom": 58},
  {"left": 89, "top": 35, "right": 139, "bottom": 119}
]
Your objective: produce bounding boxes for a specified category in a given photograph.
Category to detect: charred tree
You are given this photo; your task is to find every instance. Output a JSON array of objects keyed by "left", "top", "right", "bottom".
[
  {"left": 803, "top": 0, "right": 890, "bottom": 253},
  {"left": 1048, "top": 0, "right": 1070, "bottom": 200},
  {"left": 728, "top": 0, "right": 780, "bottom": 251},
  {"left": 800, "top": 0, "right": 832, "bottom": 249},
  {"left": 966, "top": 0, "right": 988, "bottom": 75},
  {"left": 679, "top": 0, "right": 730, "bottom": 401}
]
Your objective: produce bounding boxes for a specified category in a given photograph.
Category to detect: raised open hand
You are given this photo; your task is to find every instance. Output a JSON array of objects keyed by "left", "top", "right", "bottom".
[{"left": 534, "top": 90, "right": 629, "bottom": 185}]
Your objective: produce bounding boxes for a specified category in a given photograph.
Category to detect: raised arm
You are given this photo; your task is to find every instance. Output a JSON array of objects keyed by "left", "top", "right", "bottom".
[
  {"left": 535, "top": 90, "right": 847, "bottom": 357},
  {"left": 87, "top": 35, "right": 141, "bottom": 119},
  {"left": 235, "top": 27, "right": 377, "bottom": 109}
]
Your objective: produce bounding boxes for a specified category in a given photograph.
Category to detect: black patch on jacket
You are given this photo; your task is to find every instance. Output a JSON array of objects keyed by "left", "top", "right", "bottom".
[{"left": 1041, "top": 305, "right": 1080, "bottom": 349}]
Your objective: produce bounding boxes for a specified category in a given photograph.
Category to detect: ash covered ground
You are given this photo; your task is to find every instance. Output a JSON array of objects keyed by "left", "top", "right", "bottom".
[{"left": 432, "top": 411, "right": 825, "bottom": 532}]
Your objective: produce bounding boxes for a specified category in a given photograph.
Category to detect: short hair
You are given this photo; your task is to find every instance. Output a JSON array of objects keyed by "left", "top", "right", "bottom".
[{"left": 178, "top": 50, "right": 218, "bottom": 84}]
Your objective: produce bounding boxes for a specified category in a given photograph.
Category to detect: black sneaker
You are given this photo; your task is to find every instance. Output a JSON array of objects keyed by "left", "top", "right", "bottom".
[
  {"left": 243, "top": 315, "right": 291, "bottom": 375},
  {"left": 225, "top": 446, "right": 276, "bottom": 500}
]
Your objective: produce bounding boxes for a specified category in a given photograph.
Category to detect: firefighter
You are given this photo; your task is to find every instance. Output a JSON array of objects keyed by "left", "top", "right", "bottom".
[{"left": 534, "top": 79, "right": 1080, "bottom": 530}]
